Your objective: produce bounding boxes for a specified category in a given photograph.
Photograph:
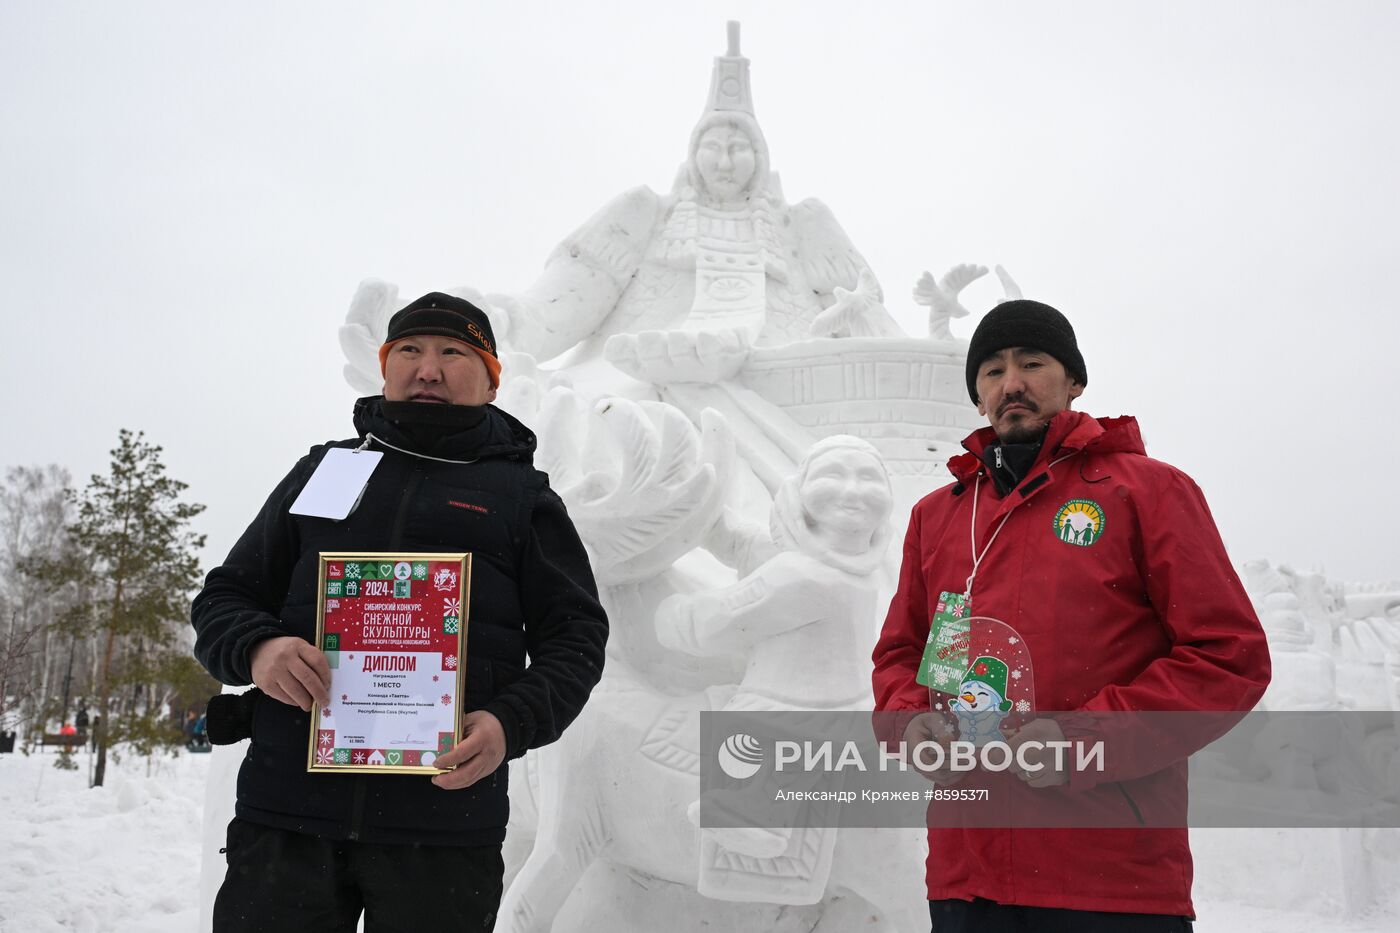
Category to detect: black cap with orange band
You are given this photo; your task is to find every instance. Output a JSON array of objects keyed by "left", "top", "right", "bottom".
[{"left": 377, "top": 292, "right": 501, "bottom": 388}]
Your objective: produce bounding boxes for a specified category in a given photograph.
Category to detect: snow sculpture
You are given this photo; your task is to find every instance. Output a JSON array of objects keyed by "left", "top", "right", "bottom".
[
  {"left": 485, "top": 21, "right": 904, "bottom": 361},
  {"left": 333, "top": 24, "right": 976, "bottom": 931},
  {"left": 1201, "top": 563, "right": 1400, "bottom": 920},
  {"left": 1257, "top": 590, "right": 1339, "bottom": 711},
  {"left": 914, "top": 263, "right": 1021, "bottom": 340},
  {"left": 483, "top": 400, "right": 925, "bottom": 929},
  {"left": 652, "top": 436, "right": 891, "bottom": 878},
  {"left": 190, "top": 21, "right": 1400, "bottom": 931},
  {"left": 655, "top": 434, "right": 894, "bottom": 715},
  {"left": 337, "top": 26, "right": 1008, "bottom": 500},
  {"left": 1243, "top": 560, "right": 1400, "bottom": 714},
  {"left": 1240, "top": 563, "right": 1394, "bottom": 795}
]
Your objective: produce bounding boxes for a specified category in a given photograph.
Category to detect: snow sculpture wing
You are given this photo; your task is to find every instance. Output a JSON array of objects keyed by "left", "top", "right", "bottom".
[
  {"left": 789, "top": 199, "right": 877, "bottom": 300},
  {"left": 995, "top": 264, "right": 1023, "bottom": 302},
  {"left": 339, "top": 279, "right": 400, "bottom": 395},
  {"left": 537, "top": 395, "right": 732, "bottom": 586},
  {"left": 791, "top": 199, "right": 904, "bottom": 338},
  {"left": 503, "top": 186, "right": 666, "bottom": 361}
]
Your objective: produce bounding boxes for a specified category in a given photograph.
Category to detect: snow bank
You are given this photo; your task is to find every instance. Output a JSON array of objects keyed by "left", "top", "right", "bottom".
[{"left": 0, "top": 748, "right": 209, "bottom": 933}]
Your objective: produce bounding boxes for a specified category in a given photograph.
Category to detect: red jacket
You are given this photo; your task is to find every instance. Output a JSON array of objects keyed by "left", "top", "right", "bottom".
[{"left": 872, "top": 411, "right": 1270, "bottom": 916}]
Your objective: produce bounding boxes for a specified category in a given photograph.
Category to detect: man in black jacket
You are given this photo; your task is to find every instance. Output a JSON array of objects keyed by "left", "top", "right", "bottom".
[{"left": 192, "top": 292, "right": 608, "bottom": 932}]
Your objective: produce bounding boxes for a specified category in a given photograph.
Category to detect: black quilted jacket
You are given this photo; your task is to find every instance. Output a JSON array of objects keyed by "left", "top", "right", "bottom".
[{"left": 192, "top": 397, "right": 607, "bottom": 845}]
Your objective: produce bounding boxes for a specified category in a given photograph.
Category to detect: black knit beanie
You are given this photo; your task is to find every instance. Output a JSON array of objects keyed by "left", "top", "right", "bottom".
[{"left": 965, "top": 299, "right": 1087, "bottom": 404}]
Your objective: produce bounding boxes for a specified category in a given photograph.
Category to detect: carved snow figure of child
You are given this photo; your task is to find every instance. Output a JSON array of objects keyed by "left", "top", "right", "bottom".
[
  {"left": 947, "top": 655, "right": 1014, "bottom": 746},
  {"left": 656, "top": 434, "right": 893, "bottom": 709},
  {"left": 655, "top": 435, "right": 893, "bottom": 858}
]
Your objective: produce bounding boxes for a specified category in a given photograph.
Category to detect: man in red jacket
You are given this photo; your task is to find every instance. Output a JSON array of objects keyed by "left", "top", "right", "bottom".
[{"left": 872, "top": 300, "right": 1270, "bottom": 933}]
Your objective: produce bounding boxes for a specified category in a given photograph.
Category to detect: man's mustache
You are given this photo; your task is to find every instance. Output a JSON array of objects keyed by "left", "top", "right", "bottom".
[{"left": 997, "top": 396, "right": 1039, "bottom": 417}]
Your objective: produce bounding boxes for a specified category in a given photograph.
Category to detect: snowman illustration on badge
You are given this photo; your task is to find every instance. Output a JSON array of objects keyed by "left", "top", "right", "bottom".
[
  {"left": 948, "top": 655, "right": 1015, "bottom": 745},
  {"left": 918, "top": 604, "right": 1035, "bottom": 744}
]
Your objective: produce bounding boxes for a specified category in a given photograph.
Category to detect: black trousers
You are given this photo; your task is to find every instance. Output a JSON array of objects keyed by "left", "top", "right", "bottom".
[
  {"left": 214, "top": 819, "right": 504, "bottom": 933},
  {"left": 931, "top": 898, "right": 1194, "bottom": 933}
]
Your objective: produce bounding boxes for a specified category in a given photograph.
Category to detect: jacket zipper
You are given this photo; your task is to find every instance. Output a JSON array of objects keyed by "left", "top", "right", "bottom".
[
  {"left": 347, "top": 459, "right": 424, "bottom": 843},
  {"left": 1116, "top": 782, "right": 1146, "bottom": 826}
]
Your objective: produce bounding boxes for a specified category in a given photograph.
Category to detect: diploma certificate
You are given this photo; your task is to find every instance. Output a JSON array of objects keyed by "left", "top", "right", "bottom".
[{"left": 308, "top": 552, "right": 469, "bottom": 774}]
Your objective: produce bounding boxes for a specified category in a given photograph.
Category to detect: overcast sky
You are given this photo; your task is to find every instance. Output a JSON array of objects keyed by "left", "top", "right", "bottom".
[{"left": 3, "top": 1, "right": 1397, "bottom": 582}]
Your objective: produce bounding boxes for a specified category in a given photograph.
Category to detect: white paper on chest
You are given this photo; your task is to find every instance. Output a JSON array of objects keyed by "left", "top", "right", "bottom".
[{"left": 289, "top": 448, "right": 384, "bottom": 520}]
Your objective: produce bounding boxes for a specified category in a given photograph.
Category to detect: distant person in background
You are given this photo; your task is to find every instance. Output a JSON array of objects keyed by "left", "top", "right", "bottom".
[
  {"left": 59, "top": 722, "right": 77, "bottom": 736},
  {"left": 75, "top": 703, "right": 90, "bottom": 734},
  {"left": 189, "top": 711, "right": 209, "bottom": 751}
]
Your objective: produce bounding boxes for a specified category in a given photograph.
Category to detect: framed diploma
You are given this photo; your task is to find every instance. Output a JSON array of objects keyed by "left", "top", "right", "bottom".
[{"left": 308, "top": 552, "right": 470, "bottom": 774}]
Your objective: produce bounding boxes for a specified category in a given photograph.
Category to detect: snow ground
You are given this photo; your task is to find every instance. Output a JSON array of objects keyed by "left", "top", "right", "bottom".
[
  {"left": 0, "top": 747, "right": 208, "bottom": 933},
  {"left": 0, "top": 747, "right": 1395, "bottom": 932}
]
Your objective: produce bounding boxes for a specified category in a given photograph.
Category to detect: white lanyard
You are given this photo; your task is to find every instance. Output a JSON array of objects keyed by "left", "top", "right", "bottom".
[
  {"left": 356, "top": 432, "right": 479, "bottom": 465},
  {"left": 964, "top": 452, "right": 1078, "bottom": 599}
]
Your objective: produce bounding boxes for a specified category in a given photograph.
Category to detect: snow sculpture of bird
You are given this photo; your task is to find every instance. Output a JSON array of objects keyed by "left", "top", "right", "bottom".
[{"left": 913, "top": 263, "right": 1026, "bottom": 340}]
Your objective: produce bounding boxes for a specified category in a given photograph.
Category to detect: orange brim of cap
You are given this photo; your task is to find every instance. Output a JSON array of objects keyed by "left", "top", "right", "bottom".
[{"left": 378, "top": 339, "right": 501, "bottom": 389}]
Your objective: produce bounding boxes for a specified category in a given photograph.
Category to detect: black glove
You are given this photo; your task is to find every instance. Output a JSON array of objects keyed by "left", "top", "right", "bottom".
[{"left": 205, "top": 689, "right": 263, "bottom": 745}]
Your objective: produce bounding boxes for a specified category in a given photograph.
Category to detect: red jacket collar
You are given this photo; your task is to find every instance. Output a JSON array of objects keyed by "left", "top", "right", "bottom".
[{"left": 946, "top": 411, "right": 1145, "bottom": 484}]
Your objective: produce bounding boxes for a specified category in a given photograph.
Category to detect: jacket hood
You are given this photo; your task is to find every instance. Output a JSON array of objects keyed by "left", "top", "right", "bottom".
[
  {"left": 352, "top": 396, "right": 537, "bottom": 463},
  {"left": 947, "top": 411, "right": 1144, "bottom": 484}
]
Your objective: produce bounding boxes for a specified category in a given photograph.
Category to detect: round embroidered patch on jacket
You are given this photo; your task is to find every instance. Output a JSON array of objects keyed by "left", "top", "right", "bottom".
[{"left": 1052, "top": 498, "right": 1106, "bottom": 546}]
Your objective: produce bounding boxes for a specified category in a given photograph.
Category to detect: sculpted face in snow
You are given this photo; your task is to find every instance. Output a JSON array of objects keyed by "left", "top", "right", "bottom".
[
  {"left": 799, "top": 448, "right": 893, "bottom": 546},
  {"left": 694, "top": 123, "right": 757, "bottom": 202}
]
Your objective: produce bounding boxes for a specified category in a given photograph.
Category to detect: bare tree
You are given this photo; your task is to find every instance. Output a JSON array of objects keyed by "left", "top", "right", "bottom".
[
  {"left": 0, "top": 605, "right": 41, "bottom": 725},
  {"left": 0, "top": 465, "right": 75, "bottom": 739}
]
